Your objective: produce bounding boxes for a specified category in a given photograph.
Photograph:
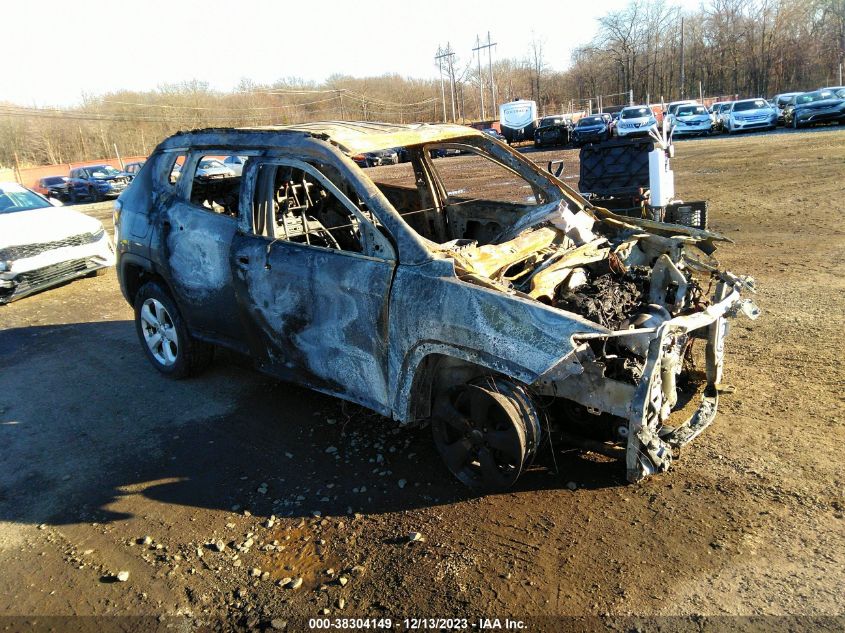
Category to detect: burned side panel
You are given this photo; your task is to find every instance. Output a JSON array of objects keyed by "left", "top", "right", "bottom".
[
  {"left": 387, "top": 258, "right": 608, "bottom": 423},
  {"left": 231, "top": 233, "right": 395, "bottom": 415},
  {"left": 160, "top": 200, "right": 245, "bottom": 345}
]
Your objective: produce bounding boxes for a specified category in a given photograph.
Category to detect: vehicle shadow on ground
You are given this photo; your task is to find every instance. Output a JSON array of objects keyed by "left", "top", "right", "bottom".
[{"left": 0, "top": 321, "right": 627, "bottom": 528}]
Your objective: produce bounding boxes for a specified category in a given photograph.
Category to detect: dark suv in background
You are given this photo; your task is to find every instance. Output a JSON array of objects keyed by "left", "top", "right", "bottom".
[
  {"left": 533, "top": 115, "right": 571, "bottom": 148},
  {"left": 68, "top": 164, "right": 130, "bottom": 201}
]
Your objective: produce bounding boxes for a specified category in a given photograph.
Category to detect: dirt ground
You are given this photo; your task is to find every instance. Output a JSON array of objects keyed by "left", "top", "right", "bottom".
[{"left": 1, "top": 129, "right": 843, "bottom": 632}]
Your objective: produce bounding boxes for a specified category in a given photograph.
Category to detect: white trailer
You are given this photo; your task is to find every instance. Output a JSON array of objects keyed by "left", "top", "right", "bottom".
[{"left": 499, "top": 99, "right": 538, "bottom": 144}]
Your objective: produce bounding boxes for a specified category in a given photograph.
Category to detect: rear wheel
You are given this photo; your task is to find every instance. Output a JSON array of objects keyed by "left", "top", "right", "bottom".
[
  {"left": 134, "top": 281, "right": 213, "bottom": 378},
  {"left": 431, "top": 376, "right": 541, "bottom": 491}
]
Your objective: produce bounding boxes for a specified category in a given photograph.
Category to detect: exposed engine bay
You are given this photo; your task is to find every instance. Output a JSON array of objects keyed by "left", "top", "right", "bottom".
[{"left": 437, "top": 202, "right": 760, "bottom": 482}]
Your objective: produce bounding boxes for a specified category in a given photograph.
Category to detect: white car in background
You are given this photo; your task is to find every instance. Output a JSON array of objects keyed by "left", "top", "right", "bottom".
[
  {"left": 222, "top": 155, "right": 249, "bottom": 176},
  {"left": 662, "top": 99, "right": 699, "bottom": 130},
  {"left": 195, "top": 158, "right": 235, "bottom": 179},
  {"left": 614, "top": 105, "right": 659, "bottom": 137},
  {"left": 670, "top": 104, "right": 713, "bottom": 137},
  {"left": 0, "top": 183, "right": 115, "bottom": 304},
  {"left": 725, "top": 98, "right": 778, "bottom": 133}
]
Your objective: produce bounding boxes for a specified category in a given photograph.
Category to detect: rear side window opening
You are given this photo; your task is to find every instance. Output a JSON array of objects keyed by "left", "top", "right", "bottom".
[{"left": 184, "top": 153, "right": 247, "bottom": 217}]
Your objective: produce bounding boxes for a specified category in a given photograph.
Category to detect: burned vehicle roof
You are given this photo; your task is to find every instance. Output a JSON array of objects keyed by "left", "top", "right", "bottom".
[
  {"left": 119, "top": 121, "right": 759, "bottom": 489},
  {"left": 163, "top": 121, "right": 483, "bottom": 156}
]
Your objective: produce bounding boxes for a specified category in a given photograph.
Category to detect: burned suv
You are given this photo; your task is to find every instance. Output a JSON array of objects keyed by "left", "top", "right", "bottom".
[{"left": 115, "top": 122, "right": 758, "bottom": 489}]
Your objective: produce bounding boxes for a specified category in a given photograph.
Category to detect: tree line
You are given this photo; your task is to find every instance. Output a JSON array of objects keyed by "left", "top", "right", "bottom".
[{"left": 1, "top": 0, "right": 842, "bottom": 168}]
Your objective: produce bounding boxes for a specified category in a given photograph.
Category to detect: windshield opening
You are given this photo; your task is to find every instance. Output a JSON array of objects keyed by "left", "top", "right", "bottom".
[{"left": 363, "top": 136, "right": 565, "bottom": 248}]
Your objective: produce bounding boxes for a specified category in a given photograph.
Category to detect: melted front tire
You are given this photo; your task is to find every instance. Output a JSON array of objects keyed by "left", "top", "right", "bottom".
[{"left": 431, "top": 376, "right": 541, "bottom": 491}]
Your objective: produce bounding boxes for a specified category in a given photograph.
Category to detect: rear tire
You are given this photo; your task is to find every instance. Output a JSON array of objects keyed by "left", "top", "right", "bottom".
[{"left": 134, "top": 281, "right": 213, "bottom": 379}]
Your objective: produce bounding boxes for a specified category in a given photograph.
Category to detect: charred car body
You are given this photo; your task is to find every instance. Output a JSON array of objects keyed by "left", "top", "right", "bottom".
[{"left": 115, "top": 122, "right": 758, "bottom": 489}]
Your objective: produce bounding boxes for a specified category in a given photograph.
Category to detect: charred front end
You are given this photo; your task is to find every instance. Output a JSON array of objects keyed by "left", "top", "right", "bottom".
[{"left": 442, "top": 203, "right": 759, "bottom": 483}]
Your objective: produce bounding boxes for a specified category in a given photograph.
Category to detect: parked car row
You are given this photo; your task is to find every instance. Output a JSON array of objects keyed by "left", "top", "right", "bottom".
[
  {"left": 34, "top": 162, "right": 141, "bottom": 204},
  {"left": 542, "top": 85, "right": 845, "bottom": 151},
  {"left": 708, "top": 86, "right": 845, "bottom": 134},
  {"left": 533, "top": 106, "right": 658, "bottom": 149}
]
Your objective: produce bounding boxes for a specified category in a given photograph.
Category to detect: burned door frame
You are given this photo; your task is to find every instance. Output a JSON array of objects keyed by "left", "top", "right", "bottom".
[
  {"left": 231, "top": 156, "right": 397, "bottom": 414},
  {"left": 158, "top": 149, "right": 249, "bottom": 349}
]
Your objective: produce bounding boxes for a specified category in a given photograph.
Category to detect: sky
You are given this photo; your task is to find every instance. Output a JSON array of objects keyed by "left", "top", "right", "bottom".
[{"left": 6, "top": 0, "right": 701, "bottom": 107}]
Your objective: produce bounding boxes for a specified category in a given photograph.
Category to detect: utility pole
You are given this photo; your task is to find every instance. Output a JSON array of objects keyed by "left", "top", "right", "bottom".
[
  {"left": 679, "top": 16, "right": 685, "bottom": 100},
  {"left": 487, "top": 32, "right": 497, "bottom": 110},
  {"left": 447, "top": 42, "right": 457, "bottom": 122},
  {"left": 435, "top": 45, "right": 455, "bottom": 123},
  {"left": 474, "top": 32, "right": 498, "bottom": 121},
  {"left": 473, "top": 35, "right": 486, "bottom": 120},
  {"left": 114, "top": 143, "right": 124, "bottom": 170}
]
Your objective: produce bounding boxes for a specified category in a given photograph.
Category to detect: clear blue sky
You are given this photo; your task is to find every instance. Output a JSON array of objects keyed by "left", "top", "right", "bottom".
[{"left": 8, "top": 0, "right": 701, "bottom": 106}]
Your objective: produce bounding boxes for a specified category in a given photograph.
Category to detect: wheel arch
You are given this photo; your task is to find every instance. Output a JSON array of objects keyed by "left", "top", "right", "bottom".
[
  {"left": 395, "top": 345, "right": 537, "bottom": 425},
  {"left": 119, "top": 255, "right": 176, "bottom": 308}
]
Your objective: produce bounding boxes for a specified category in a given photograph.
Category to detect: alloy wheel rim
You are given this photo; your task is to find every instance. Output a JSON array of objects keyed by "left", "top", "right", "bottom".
[
  {"left": 432, "top": 383, "right": 527, "bottom": 490},
  {"left": 140, "top": 298, "right": 178, "bottom": 366}
]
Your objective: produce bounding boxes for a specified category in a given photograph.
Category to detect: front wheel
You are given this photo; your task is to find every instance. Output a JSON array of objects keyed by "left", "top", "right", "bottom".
[
  {"left": 134, "top": 281, "right": 213, "bottom": 378},
  {"left": 431, "top": 376, "right": 541, "bottom": 491}
]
